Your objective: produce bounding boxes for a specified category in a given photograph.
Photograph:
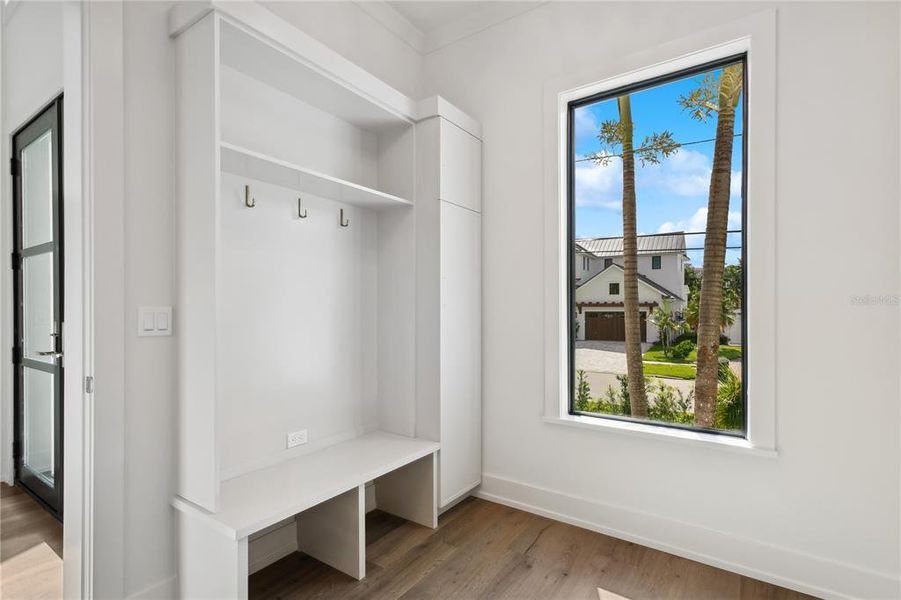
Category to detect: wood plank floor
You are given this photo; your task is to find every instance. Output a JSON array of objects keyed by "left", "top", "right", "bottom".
[
  {"left": 251, "top": 497, "right": 816, "bottom": 600},
  {"left": 0, "top": 483, "right": 63, "bottom": 600}
]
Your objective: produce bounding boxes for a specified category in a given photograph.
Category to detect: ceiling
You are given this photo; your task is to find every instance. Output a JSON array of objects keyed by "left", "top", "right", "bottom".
[
  {"left": 369, "top": 1, "right": 542, "bottom": 53},
  {"left": 386, "top": 1, "right": 510, "bottom": 33}
]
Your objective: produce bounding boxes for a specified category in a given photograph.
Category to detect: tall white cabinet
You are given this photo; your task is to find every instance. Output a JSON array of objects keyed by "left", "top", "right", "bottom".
[
  {"left": 169, "top": 3, "right": 481, "bottom": 597},
  {"left": 415, "top": 115, "right": 483, "bottom": 509}
]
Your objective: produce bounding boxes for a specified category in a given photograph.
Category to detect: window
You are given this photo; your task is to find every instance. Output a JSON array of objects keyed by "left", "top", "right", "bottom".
[
  {"left": 582, "top": 256, "right": 590, "bottom": 271},
  {"left": 569, "top": 55, "right": 746, "bottom": 436}
]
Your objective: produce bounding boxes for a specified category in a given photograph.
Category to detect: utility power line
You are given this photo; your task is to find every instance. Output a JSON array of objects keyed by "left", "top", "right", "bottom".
[{"left": 575, "top": 133, "right": 744, "bottom": 164}]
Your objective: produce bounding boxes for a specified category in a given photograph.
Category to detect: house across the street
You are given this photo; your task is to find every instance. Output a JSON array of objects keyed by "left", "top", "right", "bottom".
[{"left": 575, "top": 232, "right": 690, "bottom": 343}]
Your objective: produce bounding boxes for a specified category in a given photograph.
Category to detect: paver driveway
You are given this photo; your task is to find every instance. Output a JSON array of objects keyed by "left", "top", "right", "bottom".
[{"left": 574, "top": 340, "right": 652, "bottom": 374}]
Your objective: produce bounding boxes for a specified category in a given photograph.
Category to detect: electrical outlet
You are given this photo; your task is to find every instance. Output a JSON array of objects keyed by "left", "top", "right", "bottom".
[{"left": 287, "top": 429, "right": 308, "bottom": 449}]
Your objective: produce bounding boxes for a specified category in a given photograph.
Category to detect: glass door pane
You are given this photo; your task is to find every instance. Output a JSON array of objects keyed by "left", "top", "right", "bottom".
[
  {"left": 23, "top": 367, "right": 55, "bottom": 485},
  {"left": 22, "top": 130, "right": 54, "bottom": 247},
  {"left": 23, "top": 252, "right": 55, "bottom": 363}
]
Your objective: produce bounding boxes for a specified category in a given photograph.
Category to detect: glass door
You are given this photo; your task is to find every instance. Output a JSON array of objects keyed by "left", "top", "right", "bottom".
[{"left": 12, "top": 97, "right": 63, "bottom": 519}]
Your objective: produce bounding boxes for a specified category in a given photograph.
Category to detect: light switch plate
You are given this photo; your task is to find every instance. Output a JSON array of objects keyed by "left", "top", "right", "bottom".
[{"left": 138, "top": 306, "right": 173, "bottom": 337}]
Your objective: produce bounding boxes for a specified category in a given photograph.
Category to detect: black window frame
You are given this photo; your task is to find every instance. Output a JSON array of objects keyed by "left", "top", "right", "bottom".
[
  {"left": 566, "top": 54, "right": 748, "bottom": 437},
  {"left": 604, "top": 258, "right": 613, "bottom": 269},
  {"left": 651, "top": 255, "right": 662, "bottom": 269},
  {"left": 609, "top": 282, "right": 620, "bottom": 295}
]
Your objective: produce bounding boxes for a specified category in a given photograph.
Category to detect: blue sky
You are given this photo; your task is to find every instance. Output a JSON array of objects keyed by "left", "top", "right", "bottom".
[{"left": 573, "top": 65, "right": 744, "bottom": 266}]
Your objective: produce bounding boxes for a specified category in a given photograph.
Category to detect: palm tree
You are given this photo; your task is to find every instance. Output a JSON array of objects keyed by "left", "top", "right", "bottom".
[
  {"left": 591, "top": 97, "right": 678, "bottom": 417},
  {"left": 678, "top": 64, "right": 743, "bottom": 427},
  {"left": 684, "top": 287, "right": 738, "bottom": 334},
  {"left": 649, "top": 300, "right": 679, "bottom": 355}
]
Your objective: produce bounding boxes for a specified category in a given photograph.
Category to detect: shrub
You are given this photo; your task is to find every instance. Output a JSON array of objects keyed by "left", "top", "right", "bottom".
[
  {"left": 715, "top": 363, "right": 743, "bottom": 430},
  {"left": 648, "top": 381, "right": 694, "bottom": 424},
  {"left": 576, "top": 370, "right": 591, "bottom": 407},
  {"left": 670, "top": 340, "right": 695, "bottom": 360},
  {"left": 673, "top": 331, "right": 730, "bottom": 346},
  {"left": 673, "top": 331, "right": 696, "bottom": 344}
]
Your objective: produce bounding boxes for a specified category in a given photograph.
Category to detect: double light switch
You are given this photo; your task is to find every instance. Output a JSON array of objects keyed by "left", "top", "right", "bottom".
[{"left": 138, "top": 306, "right": 173, "bottom": 337}]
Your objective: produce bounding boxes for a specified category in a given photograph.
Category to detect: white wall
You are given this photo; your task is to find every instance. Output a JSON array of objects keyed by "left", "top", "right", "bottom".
[
  {"left": 117, "top": 2, "right": 425, "bottom": 596},
  {"left": 424, "top": 2, "right": 900, "bottom": 597}
]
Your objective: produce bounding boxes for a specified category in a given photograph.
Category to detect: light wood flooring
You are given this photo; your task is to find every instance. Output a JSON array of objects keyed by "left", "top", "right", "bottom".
[
  {"left": 251, "top": 497, "right": 817, "bottom": 600},
  {"left": 0, "top": 483, "right": 63, "bottom": 600}
]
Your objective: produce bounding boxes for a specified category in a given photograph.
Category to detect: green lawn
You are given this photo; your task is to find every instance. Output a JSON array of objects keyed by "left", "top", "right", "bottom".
[
  {"left": 642, "top": 344, "right": 742, "bottom": 364},
  {"left": 642, "top": 362, "right": 697, "bottom": 380}
]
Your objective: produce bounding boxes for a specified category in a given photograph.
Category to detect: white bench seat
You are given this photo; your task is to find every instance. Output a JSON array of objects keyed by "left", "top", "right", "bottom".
[{"left": 173, "top": 432, "right": 439, "bottom": 598}]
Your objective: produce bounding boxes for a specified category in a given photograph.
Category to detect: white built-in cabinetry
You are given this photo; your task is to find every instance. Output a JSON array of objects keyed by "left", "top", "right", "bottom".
[
  {"left": 415, "top": 116, "right": 483, "bottom": 508},
  {"left": 169, "top": 2, "right": 481, "bottom": 597}
]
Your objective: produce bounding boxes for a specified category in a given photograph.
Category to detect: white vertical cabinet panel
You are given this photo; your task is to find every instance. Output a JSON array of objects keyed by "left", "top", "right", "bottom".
[
  {"left": 439, "top": 119, "right": 482, "bottom": 213},
  {"left": 414, "top": 117, "right": 441, "bottom": 444},
  {"left": 175, "top": 13, "right": 220, "bottom": 512},
  {"left": 177, "top": 511, "right": 248, "bottom": 599},
  {"left": 439, "top": 201, "right": 482, "bottom": 507}
]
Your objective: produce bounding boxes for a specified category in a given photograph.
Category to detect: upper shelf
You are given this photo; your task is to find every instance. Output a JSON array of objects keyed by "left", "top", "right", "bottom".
[
  {"left": 172, "top": 432, "right": 439, "bottom": 539},
  {"left": 220, "top": 142, "right": 413, "bottom": 210},
  {"left": 219, "top": 18, "right": 413, "bottom": 132}
]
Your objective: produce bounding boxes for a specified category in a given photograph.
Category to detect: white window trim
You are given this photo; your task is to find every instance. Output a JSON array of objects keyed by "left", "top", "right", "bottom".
[{"left": 541, "top": 10, "right": 777, "bottom": 453}]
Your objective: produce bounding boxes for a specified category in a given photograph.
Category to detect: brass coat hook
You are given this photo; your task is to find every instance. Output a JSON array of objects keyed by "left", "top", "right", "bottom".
[
  {"left": 245, "top": 184, "right": 255, "bottom": 208},
  {"left": 339, "top": 208, "right": 349, "bottom": 227},
  {"left": 297, "top": 197, "right": 308, "bottom": 218}
]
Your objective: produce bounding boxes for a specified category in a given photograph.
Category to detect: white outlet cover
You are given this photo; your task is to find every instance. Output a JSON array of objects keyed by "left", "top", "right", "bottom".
[{"left": 287, "top": 429, "right": 308, "bottom": 448}]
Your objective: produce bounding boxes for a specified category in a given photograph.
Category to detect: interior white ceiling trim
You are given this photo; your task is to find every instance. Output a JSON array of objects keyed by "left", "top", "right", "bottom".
[
  {"left": 354, "top": 1, "right": 426, "bottom": 53},
  {"left": 355, "top": 1, "right": 546, "bottom": 55}
]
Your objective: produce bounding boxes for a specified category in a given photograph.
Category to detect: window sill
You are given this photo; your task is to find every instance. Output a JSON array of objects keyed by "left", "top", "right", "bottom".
[{"left": 542, "top": 413, "right": 778, "bottom": 458}]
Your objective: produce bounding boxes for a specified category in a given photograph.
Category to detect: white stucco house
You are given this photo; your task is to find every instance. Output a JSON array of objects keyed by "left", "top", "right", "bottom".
[{"left": 575, "top": 232, "right": 690, "bottom": 343}]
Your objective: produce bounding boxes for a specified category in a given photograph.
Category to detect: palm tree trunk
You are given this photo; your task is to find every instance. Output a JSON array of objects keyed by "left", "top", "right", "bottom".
[
  {"left": 618, "top": 95, "right": 648, "bottom": 417},
  {"left": 694, "top": 65, "right": 743, "bottom": 427}
]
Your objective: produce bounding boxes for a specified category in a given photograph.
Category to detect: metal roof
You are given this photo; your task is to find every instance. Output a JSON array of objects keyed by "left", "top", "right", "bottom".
[{"left": 575, "top": 232, "right": 686, "bottom": 257}]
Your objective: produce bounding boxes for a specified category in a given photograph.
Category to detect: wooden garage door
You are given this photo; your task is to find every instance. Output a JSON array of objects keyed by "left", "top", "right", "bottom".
[{"left": 584, "top": 312, "right": 647, "bottom": 342}]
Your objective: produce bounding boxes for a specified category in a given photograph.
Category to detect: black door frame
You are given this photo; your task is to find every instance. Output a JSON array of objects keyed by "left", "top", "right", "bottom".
[{"left": 12, "top": 95, "right": 64, "bottom": 520}]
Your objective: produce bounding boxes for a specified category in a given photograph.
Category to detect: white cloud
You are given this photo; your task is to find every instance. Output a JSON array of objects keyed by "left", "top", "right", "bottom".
[
  {"left": 639, "top": 149, "right": 745, "bottom": 199},
  {"left": 574, "top": 107, "right": 598, "bottom": 139},
  {"left": 731, "top": 170, "right": 742, "bottom": 198},
  {"left": 640, "top": 149, "right": 711, "bottom": 197},
  {"left": 657, "top": 207, "right": 742, "bottom": 238},
  {"left": 574, "top": 155, "right": 622, "bottom": 210}
]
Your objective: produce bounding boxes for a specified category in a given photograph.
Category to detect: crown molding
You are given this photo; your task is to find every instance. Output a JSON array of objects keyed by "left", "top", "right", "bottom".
[
  {"left": 356, "top": 1, "right": 546, "bottom": 55},
  {"left": 354, "top": 1, "right": 426, "bottom": 53}
]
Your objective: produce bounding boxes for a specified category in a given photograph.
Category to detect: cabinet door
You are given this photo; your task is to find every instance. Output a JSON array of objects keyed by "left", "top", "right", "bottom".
[
  {"left": 439, "top": 201, "right": 481, "bottom": 507},
  {"left": 439, "top": 119, "right": 481, "bottom": 213}
]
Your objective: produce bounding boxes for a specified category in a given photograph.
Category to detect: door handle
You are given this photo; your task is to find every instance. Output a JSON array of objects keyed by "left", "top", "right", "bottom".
[{"left": 36, "top": 350, "right": 63, "bottom": 358}]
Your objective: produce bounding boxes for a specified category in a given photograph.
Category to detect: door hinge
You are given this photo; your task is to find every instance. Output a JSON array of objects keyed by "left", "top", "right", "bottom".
[
  {"left": 10, "top": 252, "right": 20, "bottom": 271},
  {"left": 11, "top": 346, "right": 20, "bottom": 365},
  {"left": 10, "top": 157, "right": 20, "bottom": 177},
  {"left": 84, "top": 376, "right": 94, "bottom": 394}
]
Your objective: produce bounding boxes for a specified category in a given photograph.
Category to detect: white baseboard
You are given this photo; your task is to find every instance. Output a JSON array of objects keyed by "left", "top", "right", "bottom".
[
  {"left": 126, "top": 575, "right": 177, "bottom": 600},
  {"left": 476, "top": 473, "right": 899, "bottom": 600}
]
